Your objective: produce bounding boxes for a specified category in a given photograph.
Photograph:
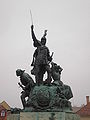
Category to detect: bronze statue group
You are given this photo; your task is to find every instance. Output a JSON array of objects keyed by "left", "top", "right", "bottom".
[{"left": 16, "top": 25, "right": 73, "bottom": 111}]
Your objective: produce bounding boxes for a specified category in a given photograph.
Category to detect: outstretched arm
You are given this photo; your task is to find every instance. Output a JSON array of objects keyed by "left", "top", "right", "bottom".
[
  {"left": 31, "top": 25, "right": 41, "bottom": 47},
  {"left": 31, "top": 25, "right": 37, "bottom": 41}
]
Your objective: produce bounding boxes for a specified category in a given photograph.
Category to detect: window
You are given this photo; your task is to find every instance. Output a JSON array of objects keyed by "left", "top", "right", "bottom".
[{"left": 1, "top": 110, "right": 5, "bottom": 117}]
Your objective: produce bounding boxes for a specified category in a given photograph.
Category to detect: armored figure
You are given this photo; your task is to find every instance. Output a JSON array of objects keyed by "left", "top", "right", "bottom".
[
  {"left": 51, "top": 62, "right": 73, "bottom": 100},
  {"left": 16, "top": 69, "right": 34, "bottom": 109},
  {"left": 51, "top": 62, "right": 63, "bottom": 83},
  {"left": 31, "top": 25, "right": 52, "bottom": 85}
]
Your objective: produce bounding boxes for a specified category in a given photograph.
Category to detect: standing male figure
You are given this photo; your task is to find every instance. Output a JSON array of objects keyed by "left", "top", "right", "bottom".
[{"left": 31, "top": 25, "right": 52, "bottom": 85}]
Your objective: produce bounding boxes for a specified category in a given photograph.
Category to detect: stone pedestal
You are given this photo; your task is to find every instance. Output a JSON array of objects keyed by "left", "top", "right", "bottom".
[
  {"left": 20, "top": 112, "right": 80, "bottom": 120},
  {"left": 7, "top": 114, "right": 20, "bottom": 120}
]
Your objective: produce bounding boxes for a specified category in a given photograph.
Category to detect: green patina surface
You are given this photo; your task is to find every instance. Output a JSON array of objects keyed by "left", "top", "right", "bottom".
[{"left": 7, "top": 112, "right": 80, "bottom": 120}]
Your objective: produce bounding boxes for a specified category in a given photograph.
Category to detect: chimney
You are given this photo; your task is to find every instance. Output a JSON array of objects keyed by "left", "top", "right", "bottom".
[{"left": 86, "top": 96, "right": 89, "bottom": 104}]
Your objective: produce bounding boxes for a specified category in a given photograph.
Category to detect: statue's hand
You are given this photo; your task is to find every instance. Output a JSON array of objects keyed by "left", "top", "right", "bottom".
[
  {"left": 18, "top": 82, "right": 21, "bottom": 86},
  {"left": 48, "top": 56, "right": 52, "bottom": 62},
  {"left": 31, "top": 25, "right": 34, "bottom": 30}
]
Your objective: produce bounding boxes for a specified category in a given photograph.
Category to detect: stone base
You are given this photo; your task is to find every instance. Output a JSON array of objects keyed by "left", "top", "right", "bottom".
[
  {"left": 20, "top": 112, "right": 80, "bottom": 120},
  {"left": 7, "top": 114, "right": 20, "bottom": 120}
]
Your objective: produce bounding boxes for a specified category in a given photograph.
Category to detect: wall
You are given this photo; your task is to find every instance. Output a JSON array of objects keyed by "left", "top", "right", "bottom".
[{"left": 7, "top": 114, "right": 20, "bottom": 120}]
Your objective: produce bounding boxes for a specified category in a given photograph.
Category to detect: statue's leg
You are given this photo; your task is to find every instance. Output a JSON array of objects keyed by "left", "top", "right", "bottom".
[
  {"left": 34, "top": 65, "right": 39, "bottom": 85},
  {"left": 39, "top": 71, "right": 44, "bottom": 84},
  {"left": 35, "top": 65, "right": 44, "bottom": 85},
  {"left": 35, "top": 73, "right": 43, "bottom": 85},
  {"left": 45, "top": 65, "right": 52, "bottom": 84},
  {"left": 21, "top": 91, "right": 28, "bottom": 109}
]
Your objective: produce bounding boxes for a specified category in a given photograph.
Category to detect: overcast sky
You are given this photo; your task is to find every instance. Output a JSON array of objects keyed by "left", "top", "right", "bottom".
[{"left": 0, "top": 0, "right": 90, "bottom": 108}]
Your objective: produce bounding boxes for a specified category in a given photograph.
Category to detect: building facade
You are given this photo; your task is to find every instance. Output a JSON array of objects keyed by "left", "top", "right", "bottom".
[
  {"left": 76, "top": 96, "right": 90, "bottom": 120},
  {"left": 0, "top": 104, "right": 7, "bottom": 120}
]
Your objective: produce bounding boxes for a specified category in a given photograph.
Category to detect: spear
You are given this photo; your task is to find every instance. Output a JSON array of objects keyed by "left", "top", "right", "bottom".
[{"left": 30, "top": 10, "right": 33, "bottom": 25}]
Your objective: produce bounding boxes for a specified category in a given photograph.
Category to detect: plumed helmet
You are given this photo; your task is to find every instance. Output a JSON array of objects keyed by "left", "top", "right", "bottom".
[{"left": 41, "top": 30, "right": 47, "bottom": 45}]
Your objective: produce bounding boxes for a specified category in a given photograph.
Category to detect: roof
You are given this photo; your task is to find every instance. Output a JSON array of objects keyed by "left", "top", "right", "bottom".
[
  {"left": 1, "top": 101, "right": 11, "bottom": 111},
  {"left": 76, "top": 102, "right": 90, "bottom": 116},
  {"left": 0, "top": 104, "right": 6, "bottom": 111},
  {"left": 72, "top": 106, "right": 81, "bottom": 113}
]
